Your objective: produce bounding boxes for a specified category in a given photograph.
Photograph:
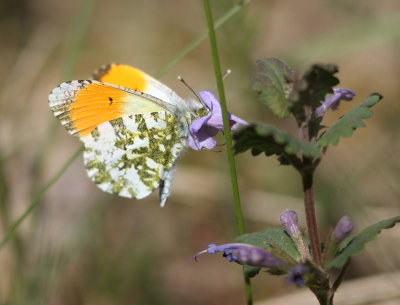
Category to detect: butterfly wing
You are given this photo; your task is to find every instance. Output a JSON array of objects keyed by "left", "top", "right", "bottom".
[
  {"left": 49, "top": 79, "right": 189, "bottom": 205},
  {"left": 92, "top": 63, "right": 188, "bottom": 110}
]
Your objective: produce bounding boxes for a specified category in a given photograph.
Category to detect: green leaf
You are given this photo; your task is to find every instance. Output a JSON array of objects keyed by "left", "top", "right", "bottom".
[
  {"left": 236, "top": 228, "right": 300, "bottom": 262},
  {"left": 233, "top": 124, "right": 321, "bottom": 163},
  {"left": 251, "top": 58, "right": 294, "bottom": 118},
  {"left": 324, "top": 216, "right": 400, "bottom": 270},
  {"left": 289, "top": 63, "right": 339, "bottom": 124},
  {"left": 317, "top": 93, "right": 383, "bottom": 146},
  {"left": 236, "top": 228, "right": 300, "bottom": 278},
  {"left": 243, "top": 265, "right": 261, "bottom": 278}
]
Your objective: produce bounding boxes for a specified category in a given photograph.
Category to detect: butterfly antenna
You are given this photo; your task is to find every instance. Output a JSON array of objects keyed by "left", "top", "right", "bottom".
[
  {"left": 211, "top": 69, "right": 232, "bottom": 92},
  {"left": 178, "top": 75, "right": 206, "bottom": 108}
]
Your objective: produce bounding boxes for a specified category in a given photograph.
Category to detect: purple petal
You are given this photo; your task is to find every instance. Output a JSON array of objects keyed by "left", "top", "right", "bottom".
[
  {"left": 190, "top": 114, "right": 212, "bottom": 133},
  {"left": 188, "top": 90, "right": 248, "bottom": 151},
  {"left": 199, "top": 90, "right": 248, "bottom": 130},
  {"left": 315, "top": 88, "right": 356, "bottom": 117},
  {"left": 332, "top": 216, "right": 353, "bottom": 242},
  {"left": 188, "top": 126, "right": 217, "bottom": 151},
  {"left": 230, "top": 114, "right": 248, "bottom": 130},
  {"left": 280, "top": 210, "right": 300, "bottom": 239},
  {"left": 287, "top": 264, "right": 308, "bottom": 287},
  {"left": 198, "top": 90, "right": 217, "bottom": 110},
  {"left": 199, "top": 91, "right": 224, "bottom": 129},
  {"left": 194, "top": 243, "right": 286, "bottom": 269},
  {"left": 236, "top": 246, "right": 286, "bottom": 269}
]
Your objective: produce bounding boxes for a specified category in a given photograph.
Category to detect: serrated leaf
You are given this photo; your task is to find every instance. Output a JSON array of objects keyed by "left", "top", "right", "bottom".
[
  {"left": 251, "top": 58, "right": 294, "bottom": 118},
  {"left": 324, "top": 216, "right": 400, "bottom": 270},
  {"left": 233, "top": 124, "right": 321, "bottom": 162},
  {"left": 317, "top": 93, "right": 383, "bottom": 146},
  {"left": 289, "top": 64, "right": 339, "bottom": 123},
  {"left": 236, "top": 228, "right": 300, "bottom": 262}
]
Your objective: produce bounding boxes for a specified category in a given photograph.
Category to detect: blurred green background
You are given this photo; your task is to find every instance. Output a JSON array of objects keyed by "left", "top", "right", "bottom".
[{"left": 0, "top": 0, "right": 399, "bottom": 304}]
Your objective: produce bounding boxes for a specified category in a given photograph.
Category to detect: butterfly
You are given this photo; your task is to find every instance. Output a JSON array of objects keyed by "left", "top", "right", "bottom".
[{"left": 49, "top": 64, "right": 208, "bottom": 206}]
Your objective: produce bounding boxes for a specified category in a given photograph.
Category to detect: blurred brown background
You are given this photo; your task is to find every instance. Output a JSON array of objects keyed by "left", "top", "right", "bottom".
[{"left": 0, "top": 0, "right": 399, "bottom": 304}]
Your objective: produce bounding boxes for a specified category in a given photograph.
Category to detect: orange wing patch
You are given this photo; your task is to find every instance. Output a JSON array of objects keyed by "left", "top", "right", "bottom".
[
  {"left": 93, "top": 63, "right": 147, "bottom": 92},
  {"left": 49, "top": 80, "right": 130, "bottom": 137},
  {"left": 69, "top": 82, "right": 127, "bottom": 136}
]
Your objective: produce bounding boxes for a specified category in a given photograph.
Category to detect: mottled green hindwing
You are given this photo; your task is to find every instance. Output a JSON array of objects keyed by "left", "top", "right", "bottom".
[{"left": 82, "top": 111, "right": 187, "bottom": 201}]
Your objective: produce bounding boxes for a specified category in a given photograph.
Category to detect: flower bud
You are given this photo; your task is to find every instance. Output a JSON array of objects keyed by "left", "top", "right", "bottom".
[
  {"left": 280, "top": 209, "right": 300, "bottom": 238},
  {"left": 332, "top": 216, "right": 353, "bottom": 242}
]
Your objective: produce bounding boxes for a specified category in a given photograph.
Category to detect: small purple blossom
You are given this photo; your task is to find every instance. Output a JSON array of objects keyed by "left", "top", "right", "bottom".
[
  {"left": 315, "top": 88, "right": 356, "bottom": 117},
  {"left": 332, "top": 216, "right": 353, "bottom": 242},
  {"left": 194, "top": 243, "right": 286, "bottom": 269},
  {"left": 287, "top": 264, "right": 308, "bottom": 287},
  {"left": 280, "top": 210, "right": 300, "bottom": 239},
  {"left": 188, "top": 90, "right": 248, "bottom": 151}
]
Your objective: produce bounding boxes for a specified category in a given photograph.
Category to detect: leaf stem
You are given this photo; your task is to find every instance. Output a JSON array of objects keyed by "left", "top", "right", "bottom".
[{"left": 203, "top": 1, "right": 252, "bottom": 304}]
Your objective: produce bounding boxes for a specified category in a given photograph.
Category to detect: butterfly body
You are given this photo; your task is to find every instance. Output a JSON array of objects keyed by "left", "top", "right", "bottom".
[{"left": 49, "top": 64, "right": 207, "bottom": 206}]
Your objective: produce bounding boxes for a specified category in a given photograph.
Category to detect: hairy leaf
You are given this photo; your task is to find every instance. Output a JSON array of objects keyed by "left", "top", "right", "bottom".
[
  {"left": 317, "top": 93, "right": 383, "bottom": 146},
  {"left": 324, "top": 216, "right": 400, "bottom": 270},
  {"left": 236, "top": 228, "right": 300, "bottom": 262},
  {"left": 237, "top": 228, "right": 300, "bottom": 278},
  {"left": 251, "top": 58, "right": 294, "bottom": 118},
  {"left": 233, "top": 124, "right": 321, "bottom": 163}
]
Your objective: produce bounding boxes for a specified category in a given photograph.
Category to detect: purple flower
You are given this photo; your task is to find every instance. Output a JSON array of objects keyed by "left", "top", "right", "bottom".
[
  {"left": 332, "top": 216, "right": 353, "bottom": 242},
  {"left": 188, "top": 90, "right": 248, "bottom": 151},
  {"left": 194, "top": 243, "right": 286, "bottom": 269},
  {"left": 315, "top": 88, "right": 356, "bottom": 117},
  {"left": 280, "top": 210, "right": 300, "bottom": 239},
  {"left": 287, "top": 264, "right": 308, "bottom": 287}
]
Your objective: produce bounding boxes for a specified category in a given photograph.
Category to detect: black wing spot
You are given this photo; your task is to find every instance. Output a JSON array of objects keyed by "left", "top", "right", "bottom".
[{"left": 108, "top": 96, "right": 113, "bottom": 105}]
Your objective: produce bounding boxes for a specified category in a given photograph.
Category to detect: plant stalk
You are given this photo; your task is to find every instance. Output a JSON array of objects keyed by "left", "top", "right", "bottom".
[
  {"left": 203, "top": 1, "right": 252, "bottom": 304},
  {"left": 302, "top": 175, "right": 322, "bottom": 266}
]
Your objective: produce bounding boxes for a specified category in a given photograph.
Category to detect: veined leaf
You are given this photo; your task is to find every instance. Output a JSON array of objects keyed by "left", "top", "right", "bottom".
[
  {"left": 324, "top": 216, "right": 400, "bottom": 269},
  {"left": 251, "top": 58, "right": 294, "bottom": 118},
  {"left": 233, "top": 124, "right": 321, "bottom": 163},
  {"left": 318, "top": 93, "right": 383, "bottom": 146},
  {"left": 236, "top": 228, "right": 300, "bottom": 262}
]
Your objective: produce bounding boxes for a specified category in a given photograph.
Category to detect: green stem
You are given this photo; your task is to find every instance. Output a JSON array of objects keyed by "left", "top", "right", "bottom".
[
  {"left": 203, "top": 0, "right": 245, "bottom": 236},
  {"left": 203, "top": 1, "right": 252, "bottom": 304},
  {"left": 0, "top": 146, "right": 84, "bottom": 251}
]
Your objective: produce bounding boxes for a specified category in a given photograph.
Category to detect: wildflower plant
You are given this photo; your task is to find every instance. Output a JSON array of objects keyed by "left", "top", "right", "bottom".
[
  {"left": 195, "top": 58, "right": 400, "bottom": 305},
  {"left": 0, "top": 1, "right": 398, "bottom": 305}
]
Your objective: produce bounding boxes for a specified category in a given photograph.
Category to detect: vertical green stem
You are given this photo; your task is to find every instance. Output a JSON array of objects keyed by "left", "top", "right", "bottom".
[
  {"left": 203, "top": 1, "right": 252, "bottom": 304},
  {"left": 202, "top": 0, "right": 245, "bottom": 236}
]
